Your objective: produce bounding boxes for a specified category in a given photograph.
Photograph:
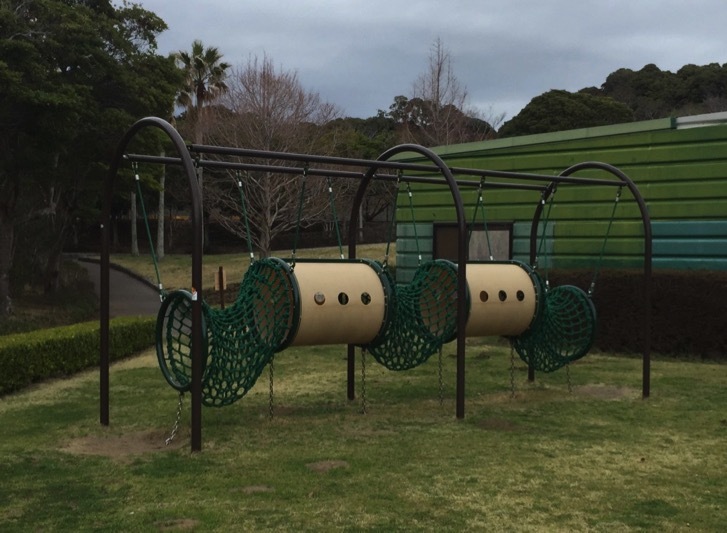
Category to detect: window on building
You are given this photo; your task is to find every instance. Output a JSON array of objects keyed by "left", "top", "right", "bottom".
[{"left": 433, "top": 222, "right": 513, "bottom": 261}]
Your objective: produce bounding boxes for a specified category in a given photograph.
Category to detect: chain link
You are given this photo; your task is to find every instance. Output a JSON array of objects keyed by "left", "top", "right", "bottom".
[
  {"left": 165, "top": 392, "right": 184, "bottom": 446},
  {"left": 566, "top": 363, "right": 573, "bottom": 394},
  {"left": 360, "top": 348, "right": 368, "bottom": 414},
  {"left": 438, "top": 347, "right": 444, "bottom": 407},
  {"left": 269, "top": 356, "right": 275, "bottom": 420},
  {"left": 509, "top": 342, "right": 516, "bottom": 398}
]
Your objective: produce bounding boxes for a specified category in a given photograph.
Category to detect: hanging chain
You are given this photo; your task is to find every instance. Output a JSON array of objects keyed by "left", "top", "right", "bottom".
[
  {"left": 438, "top": 347, "right": 444, "bottom": 408},
  {"left": 382, "top": 174, "right": 401, "bottom": 269},
  {"left": 326, "top": 176, "right": 345, "bottom": 259},
  {"left": 360, "top": 348, "right": 368, "bottom": 414},
  {"left": 132, "top": 161, "right": 165, "bottom": 300},
  {"left": 235, "top": 170, "right": 256, "bottom": 264},
  {"left": 589, "top": 186, "right": 622, "bottom": 297},
  {"left": 469, "top": 177, "right": 494, "bottom": 261},
  {"left": 165, "top": 392, "right": 184, "bottom": 446},
  {"left": 536, "top": 185, "right": 557, "bottom": 285},
  {"left": 268, "top": 356, "right": 275, "bottom": 420},
  {"left": 405, "top": 181, "right": 422, "bottom": 265},
  {"left": 291, "top": 165, "right": 309, "bottom": 268},
  {"left": 509, "top": 342, "right": 517, "bottom": 398},
  {"left": 566, "top": 363, "right": 573, "bottom": 394}
]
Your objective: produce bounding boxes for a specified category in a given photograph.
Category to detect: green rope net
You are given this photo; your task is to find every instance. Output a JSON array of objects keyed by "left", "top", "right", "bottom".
[
  {"left": 156, "top": 257, "right": 296, "bottom": 407},
  {"left": 365, "top": 260, "right": 459, "bottom": 371},
  {"left": 512, "top": 283, "right": 597, "bottom": 373},
  {"left": 155, "top": 289, "right": 206, "bottom": 393}
]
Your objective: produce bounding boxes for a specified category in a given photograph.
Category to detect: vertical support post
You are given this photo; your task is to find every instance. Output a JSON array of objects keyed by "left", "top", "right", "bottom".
[
  {"left": 558, "top": 162, "right": 652, "bottom": 399},
  {"left": 189, "top": 172, "right": 204, "bottom": 454},
  {"left": 217, "top": 266, "right": 226, "bottom": 309},
  {"left": 527, "top": 183, "right": 554, "bottom": 384},
  {"left": 100, "top": 220, "right": 110, "bottom": 426},
  {"left": 350, "top": 145, "right": 467, "bottom": 418},
  {"left": 102, "top": 117, "right": 203, "bottom": 451}
]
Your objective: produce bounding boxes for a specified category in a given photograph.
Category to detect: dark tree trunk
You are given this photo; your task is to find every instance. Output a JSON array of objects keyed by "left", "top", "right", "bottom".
[
  {"left": 43, "top": 243, "right": 63, "bottom": 294},
  {"left": 0, "top": 214, "right": 14, "bottom": 315}
]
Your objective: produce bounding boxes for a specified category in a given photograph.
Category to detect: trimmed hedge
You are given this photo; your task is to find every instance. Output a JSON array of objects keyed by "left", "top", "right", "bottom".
[
  {"left": 547, "top": 269, "right": 727, "bottom": 360},
  {"left": 0, "top": 316, "right": 155, "bottom": 396}
]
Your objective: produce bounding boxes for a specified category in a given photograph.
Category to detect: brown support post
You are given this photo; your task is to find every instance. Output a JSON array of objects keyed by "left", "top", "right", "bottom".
[
  {"left": 103, "top": 117, "right": 203, "bottom": 451},
  {"left": 349, "top": 145, "right": 468, "bottom": 418},
  {"left": 217, "top": 266, "right": 226, "bottom": 309},
  {"left": 559, "top": 162, "right": 652, "bottom": 399},
  {"left": 100, "top": 221, "right": 110, "bottom": 426}
]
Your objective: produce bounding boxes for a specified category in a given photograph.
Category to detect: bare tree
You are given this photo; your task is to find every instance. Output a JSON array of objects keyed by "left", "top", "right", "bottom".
[
  {"left": 208, "top": 54, "right": 341, "bottom": 256},
  {"left": 395, "top": 37, "right": 503, "bottom": 146}
]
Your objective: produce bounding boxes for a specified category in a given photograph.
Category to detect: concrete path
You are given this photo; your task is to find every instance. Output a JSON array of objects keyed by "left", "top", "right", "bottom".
[{"left": 78, "top": 259, "right": 161, "bottom": 318}]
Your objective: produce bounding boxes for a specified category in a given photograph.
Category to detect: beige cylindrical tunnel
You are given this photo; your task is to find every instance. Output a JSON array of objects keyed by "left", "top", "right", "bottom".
[
  {"left": 464, "top": 262, "right": 541, "bottom": 337},
  {"left": 287, "top": 260, "right": 392, "bottom": 347},
  {"left": 410, "top": 260, "right": 542, "bottom": 339}
]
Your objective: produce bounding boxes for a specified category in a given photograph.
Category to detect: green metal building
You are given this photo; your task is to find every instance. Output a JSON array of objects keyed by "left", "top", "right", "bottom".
[{"left": 395, "top": 112, "right": 727, "bottom": 283}]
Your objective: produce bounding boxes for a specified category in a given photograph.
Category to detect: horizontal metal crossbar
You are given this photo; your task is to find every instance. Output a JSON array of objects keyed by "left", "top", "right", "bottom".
[
  {"left": 125, "top": 153, "right": 549, "bottom": 192},
  {"left": 184, "top": 144, "right": 627, "bottom": 187}
]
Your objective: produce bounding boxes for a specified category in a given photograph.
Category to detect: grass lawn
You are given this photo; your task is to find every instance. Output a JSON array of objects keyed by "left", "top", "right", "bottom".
[{"left": 1, "top": 339, "right": 725, "bottom": 531}]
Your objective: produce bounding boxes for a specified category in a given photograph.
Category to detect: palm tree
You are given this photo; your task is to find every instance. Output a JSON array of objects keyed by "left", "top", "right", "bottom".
[
  {"left": 175, "top": 40, "right": 231, "bottom": 250},
  {"left": 175, "top": 39, "right": 231, "bottom": 143}
]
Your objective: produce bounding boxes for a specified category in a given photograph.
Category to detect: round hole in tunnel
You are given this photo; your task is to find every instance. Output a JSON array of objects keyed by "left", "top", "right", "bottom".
[{"left": 338, "top": 292, "right": 349, "bottom": 305}]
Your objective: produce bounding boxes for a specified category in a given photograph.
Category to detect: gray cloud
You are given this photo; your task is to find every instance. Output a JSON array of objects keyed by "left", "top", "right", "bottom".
[{"left": 141, "top": 0, "right": 727, "bottom": 122}]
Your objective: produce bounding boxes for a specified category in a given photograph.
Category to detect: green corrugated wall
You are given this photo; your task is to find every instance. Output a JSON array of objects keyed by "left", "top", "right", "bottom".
[{"left": 395, "top": 116, "right": 727, "bottom": 282}]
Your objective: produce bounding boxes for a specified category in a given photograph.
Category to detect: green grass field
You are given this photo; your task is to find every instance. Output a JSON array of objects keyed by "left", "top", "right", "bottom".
[{"left": 1, "top": 338, "right": 725, "bottom": 531}]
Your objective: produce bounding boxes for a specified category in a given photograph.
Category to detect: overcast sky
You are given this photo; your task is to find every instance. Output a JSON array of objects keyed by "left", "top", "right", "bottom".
[{"left": 137, "top": 0, "right": 727, "bottom": 123}]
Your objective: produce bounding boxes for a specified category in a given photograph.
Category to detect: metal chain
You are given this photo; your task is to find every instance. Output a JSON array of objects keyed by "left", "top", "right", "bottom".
[
  {"left": 566, "top": 363, "right": 573, "bottom": 393},
  {"left": 405, "top": 182, "right": 422, "bottom": 265},
  {"left": 360, "top": 348, "right": 368, "bottom": 414},
  {"left": 165, "top": 392, "right": 184, "bottom": 446},
  {"left": 589, "top": 186, "right": 622, "bottom": 297},
  {"left": 509, "top": 342, "right": 516, "bottom": 398},
  {"left": 269, "top": 356, "right": 275, "bottom": 420},
  {"left": 438, "top": 347, "right": 444, "bottom": 407}
]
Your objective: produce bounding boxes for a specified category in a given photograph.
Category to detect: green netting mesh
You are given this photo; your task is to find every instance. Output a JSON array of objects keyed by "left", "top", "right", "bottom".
[
  {"left": 512, "top": 284, "right": 597, "bottom": 373},
  {"left": 156, "top": 258, "right": 296, "bottom": 407},
  {"left": 156, "top": 289, "right": 207, "bottom": 393},
  {"left": 365, "top": 260, "right": 459, "bottom": 370}
]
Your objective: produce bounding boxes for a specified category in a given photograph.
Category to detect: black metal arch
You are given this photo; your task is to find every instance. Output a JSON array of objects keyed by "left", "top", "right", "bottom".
[
  {"left": 101, "top": 117, "right": 205, "bottom": 451},
  {"left": 526, "top": 161, "right": 652, "bottom": 396},
  {"left": 347, "top": 143, "right": 470, "bottom": 419}
]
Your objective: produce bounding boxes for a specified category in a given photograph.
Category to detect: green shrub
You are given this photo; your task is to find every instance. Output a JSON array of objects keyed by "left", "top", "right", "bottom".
[{"left": 0, "top": 317, "right": 155, "bottom": 395}]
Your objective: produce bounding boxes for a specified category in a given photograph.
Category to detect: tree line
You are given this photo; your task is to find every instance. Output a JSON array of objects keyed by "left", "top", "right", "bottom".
[{"left": 1, "top": 0, "right": 725, "bottom": 317}]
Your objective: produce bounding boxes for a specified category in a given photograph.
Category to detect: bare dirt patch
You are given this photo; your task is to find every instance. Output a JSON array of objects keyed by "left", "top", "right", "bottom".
[
  {"left": 306, "top": 460, "right": 349, "bottom": 473},
  {"left": 62, "top": 429, "right": 186, "bottom": 461},
  {"left": 155, "top": 518, "right": 201, "bottom": 531},
  {"left": 574, "top": 384, "right": 638, "bottom": 400},
  {"left": 475, "top": 417, "right": 522, "bottom": 432},
  {"left": 239, "top": 485, "right": 276, "bottom": 494}
]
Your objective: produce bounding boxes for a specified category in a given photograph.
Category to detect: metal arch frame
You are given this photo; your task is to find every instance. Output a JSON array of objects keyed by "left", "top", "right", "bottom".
[
  {"left": 527, "top": 161, "right": 653, "bottom": 397},
  {"left": 101, "top": 117, "right": 205, "bottom": 451},
  {"left": 102, "top": 117, "right": 654, "bottom": 453},
  {"left": 347, "top": 144, "right": 470, "bottom": 419}
]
